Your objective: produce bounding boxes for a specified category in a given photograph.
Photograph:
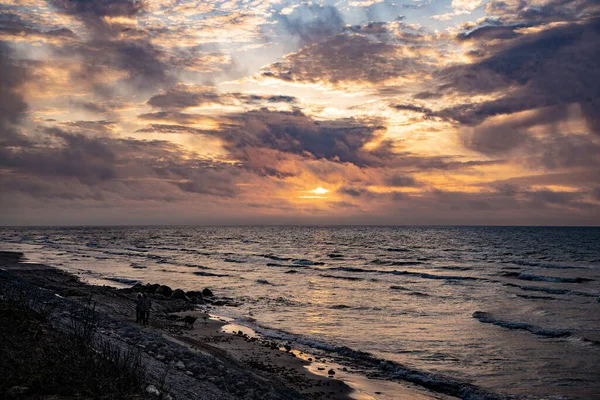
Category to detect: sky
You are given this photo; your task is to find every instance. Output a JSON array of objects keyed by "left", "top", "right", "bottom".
[{"left": 0, "top": 0, "right": 599, "bottom": 226}]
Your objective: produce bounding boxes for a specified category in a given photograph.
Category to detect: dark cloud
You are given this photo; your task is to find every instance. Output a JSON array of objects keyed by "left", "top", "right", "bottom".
[
  {"left": 207, "top": 109, "right": 391, "bottom": 170},
  {"left": 0, "top": 127, "right": 116, "bottom": 184},
  {"left": 338, "top": 186, "right": 378, "bottom": 199},
  {"left": 278, "top": 4, "right": 344, "bottom": 47},
  {"left": 384, "top": 174, "right": 419, "bottom": 187},
  {"left": 439, "top": 18, "right": 600, "bottom": 135},
  {"left": 49, "top": 0, "right": 175, "bottom": 92},
  {"left": 457, "top": 24, "right": 523, "bottom": 42},
  {"left": 484, "top": 0, "right": 598, "bottom": 26},
  {"left": 260, "top": 31, "right": 434, "bottom": 85},
  {"left": 147, "top": 86, "right": 297, "bottom": 110},
  {"left": 0, "top": 124, "right": 242, "bottom": 198},
  {"left": 49, "top": 0, "right": 145, "bottom": 19},
  {"left": 0, "top": 12, "right": 76, "bottom": 41},
  {"left": 392, "top": 104, "right": 436, "bottom": 120}
]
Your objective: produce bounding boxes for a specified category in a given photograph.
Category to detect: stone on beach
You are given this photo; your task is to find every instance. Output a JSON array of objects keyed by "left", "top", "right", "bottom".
[
  {"left": 171, "top": 288, "right": 188, "bottom": 300},
  {"left": 155, "top": 285, "right": 173, "bottom": 297}
]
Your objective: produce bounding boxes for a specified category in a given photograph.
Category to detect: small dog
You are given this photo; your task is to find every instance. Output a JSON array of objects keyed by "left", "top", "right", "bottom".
[{"left": 181, "top": 315, "right": 197, "bottom": 328}]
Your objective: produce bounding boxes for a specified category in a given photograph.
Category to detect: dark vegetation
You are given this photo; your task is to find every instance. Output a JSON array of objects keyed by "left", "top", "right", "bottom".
[{"left": 0, "top": 290, "right": 146, "bottom": 399}]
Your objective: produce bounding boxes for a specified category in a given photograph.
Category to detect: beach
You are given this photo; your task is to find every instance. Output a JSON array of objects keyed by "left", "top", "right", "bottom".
[
  {"left": 1, "top": 226, "right": 599, "bottom": 400},
  {"left": 0, "top": 250, "right": 444, "bottom": 400}
]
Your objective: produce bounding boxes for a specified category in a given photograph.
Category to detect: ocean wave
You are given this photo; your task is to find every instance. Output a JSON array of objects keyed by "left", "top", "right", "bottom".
[
  {"left": 256, "top": 279, "right": 277, "bottom": 285},
  {"left": 192, "top": 271, "right": 229, "bottom": 277},
  {"left": 319, "top": 274, "right": 364, "bottom": 281},
  {"left": 260, "top": 254, "right": 292, "bottom": 261},
  {"left": 266, "top": 263, "right": 310, "bottom": 269},
  {"left": 436, "top": 266, "right": 473, "bottom": 271},
  {"left": 472, "top": 311, "right": 572, "bottom": 338},
  {"left": 515, "top": 294, "right": 557, "bottom": 300},
  {"left": 502, "top": 272, "right": 593, "bottom": 283},
  {"left": 329, "top": 304, "right": 351, "bottom": 309},
  {"left": 183, "top": 263, "right": 213, "bottom": 270},
  {"left": 293, "top": 259, "right": 325, "bottom": 266},
  {"left": 326, "top": 266, "right": 479, "bottom": 281},
  {"left": 508, "top": 260, "right": 588, "bottom": 269},
  {"left": 370, "top": 259, "right": 423, "bottom": 266},
  {"left": 240, "top": 323, "right": 506, "bottom": 400},
  {"left": 504, "top": 282, "right": 599, "bottom": 298},
  {"left": 104, "top": 277, "right": 139, "bottom": 285}
]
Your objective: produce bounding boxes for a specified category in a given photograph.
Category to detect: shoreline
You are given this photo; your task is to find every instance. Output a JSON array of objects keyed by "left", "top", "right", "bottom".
[{"left": 0, "top": 250, "right": 448, "bottom": 400}]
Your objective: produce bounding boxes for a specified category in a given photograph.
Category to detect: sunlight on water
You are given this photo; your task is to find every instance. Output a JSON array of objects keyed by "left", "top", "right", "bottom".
[{"left": 1, "top": 226, "right": 599, "bottom": 399}]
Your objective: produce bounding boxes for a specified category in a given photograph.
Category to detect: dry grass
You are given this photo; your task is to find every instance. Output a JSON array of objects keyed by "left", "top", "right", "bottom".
[{"left": 0, "top": 295, "right": 146, "bottom": 399}]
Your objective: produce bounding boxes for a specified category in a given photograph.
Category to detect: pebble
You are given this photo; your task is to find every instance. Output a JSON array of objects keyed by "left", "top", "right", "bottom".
[
  {"left": 156, "top": 354, "right": 166, "bottom": 361},
  {"left": 146, "top": 385, "right": 160, "bottom": 396},
  {"left": 175, "top": 361, "right": 185, "bottom": 369}
]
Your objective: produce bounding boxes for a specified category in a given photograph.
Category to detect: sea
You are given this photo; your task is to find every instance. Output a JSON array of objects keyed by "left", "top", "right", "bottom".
[{"left": 1, "top": 226, "right": 599, "bottom": 399}]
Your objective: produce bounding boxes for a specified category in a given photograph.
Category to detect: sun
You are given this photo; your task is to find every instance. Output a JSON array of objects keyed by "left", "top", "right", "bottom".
[{"left": 311, "top": 187, "right": 329, "bottom": 194}]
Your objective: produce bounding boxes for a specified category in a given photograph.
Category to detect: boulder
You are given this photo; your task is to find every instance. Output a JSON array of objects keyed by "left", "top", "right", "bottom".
[
  {"left": 155, "top": 285, "right": 173, "bottom": 297},
  {"left": 171, "top": 289, "right": 187, "bottom": 300},
  {"left": 132, "top": 283, "right": 144, "bottom": 292},
  {"left": 145, "top": 283, "right": 160, "bottom": 293},
  {"left": 202, "top": 288, "right": 214, "bottom": 297},
  {"left": 186, "top": 290, "right": 203, "bottom": 299}
]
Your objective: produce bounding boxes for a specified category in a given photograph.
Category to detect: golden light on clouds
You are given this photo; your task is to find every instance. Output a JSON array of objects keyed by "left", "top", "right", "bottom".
[{"left": 0, "top": 0, "right": 598, "bottom": 225}]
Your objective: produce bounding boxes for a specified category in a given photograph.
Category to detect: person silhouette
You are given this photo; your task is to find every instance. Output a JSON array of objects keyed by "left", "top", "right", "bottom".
[
  {"left": 135, "top": 293, "right": 143, "bottom": 323},
  {"left": 142, "top": 293, "right": 152, "bottom": 325}
]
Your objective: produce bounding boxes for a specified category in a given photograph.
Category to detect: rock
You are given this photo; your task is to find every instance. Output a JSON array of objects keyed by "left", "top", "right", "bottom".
[
  {"left": 171, "top": 288, "right": 187, "bottom": 300},
  {"left": 284, "top": 344, "right": 292, "bottom": 352},
  {"left": 175, "top": 361, "right": 185, "bottom": 369},
  {"left": 202, "top": 288, "right": 214, "bottom": 297},
  {"left": 328, "top": 369, "right": 335, "bottom": 375},
  {"left": 132, "top": 283, "right": 144, "bottom": 292},
  {"left": 155, "top": 285, "right": 173, "bottom": 297},
  {"left": 187, "top": 290, "right": 204, "bottom": 299},
  {"left": 185, "top": 370, "right": 194, "bottom": 376},
  {"left": 145, "top": 283, "right": 160, "bottom": 293},
  {"left": 156, "top": 354, "right": 166, "bottom": 361},
  {"left": 146, "top": 385, "right": 160, "bottom": 396}
]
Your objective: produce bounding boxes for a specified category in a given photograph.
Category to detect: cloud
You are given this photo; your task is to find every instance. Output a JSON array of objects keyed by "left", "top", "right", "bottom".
[
  {"left": 260, "top": 29, "right": 437, "bottom": 87},
  {"left": 0, "top": 11, "right": 77, "bottom": 43},
  {"left": 0, "top": 42, "right": 30, "bottom": 147},
  {"left": 146, "top": 85, "right": 297, "bottom": 110},
  {"left": 201, "top": 109, "right": 392, "bottom": 170},
  {"left": 49, "top": 0, "right": 176, "bottom": 92},
  {"left": 277, "top": 4, "right": 345, "bottom": 47},
  {"left": 0, "top": 124, "right": 243, "bottom": 199},
  {"left": 451, "top": 0, "right": 483, "bottom": 12}
]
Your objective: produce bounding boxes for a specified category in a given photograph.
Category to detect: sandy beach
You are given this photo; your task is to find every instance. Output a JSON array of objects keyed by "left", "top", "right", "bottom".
[{"left": 0, "top": 251, "right": 443, "bottom": 400}]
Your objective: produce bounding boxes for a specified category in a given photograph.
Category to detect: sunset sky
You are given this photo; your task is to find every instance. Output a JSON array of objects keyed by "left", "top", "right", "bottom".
[{"left": 1, "top": 0, "right": 599, "bottom": 225}]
